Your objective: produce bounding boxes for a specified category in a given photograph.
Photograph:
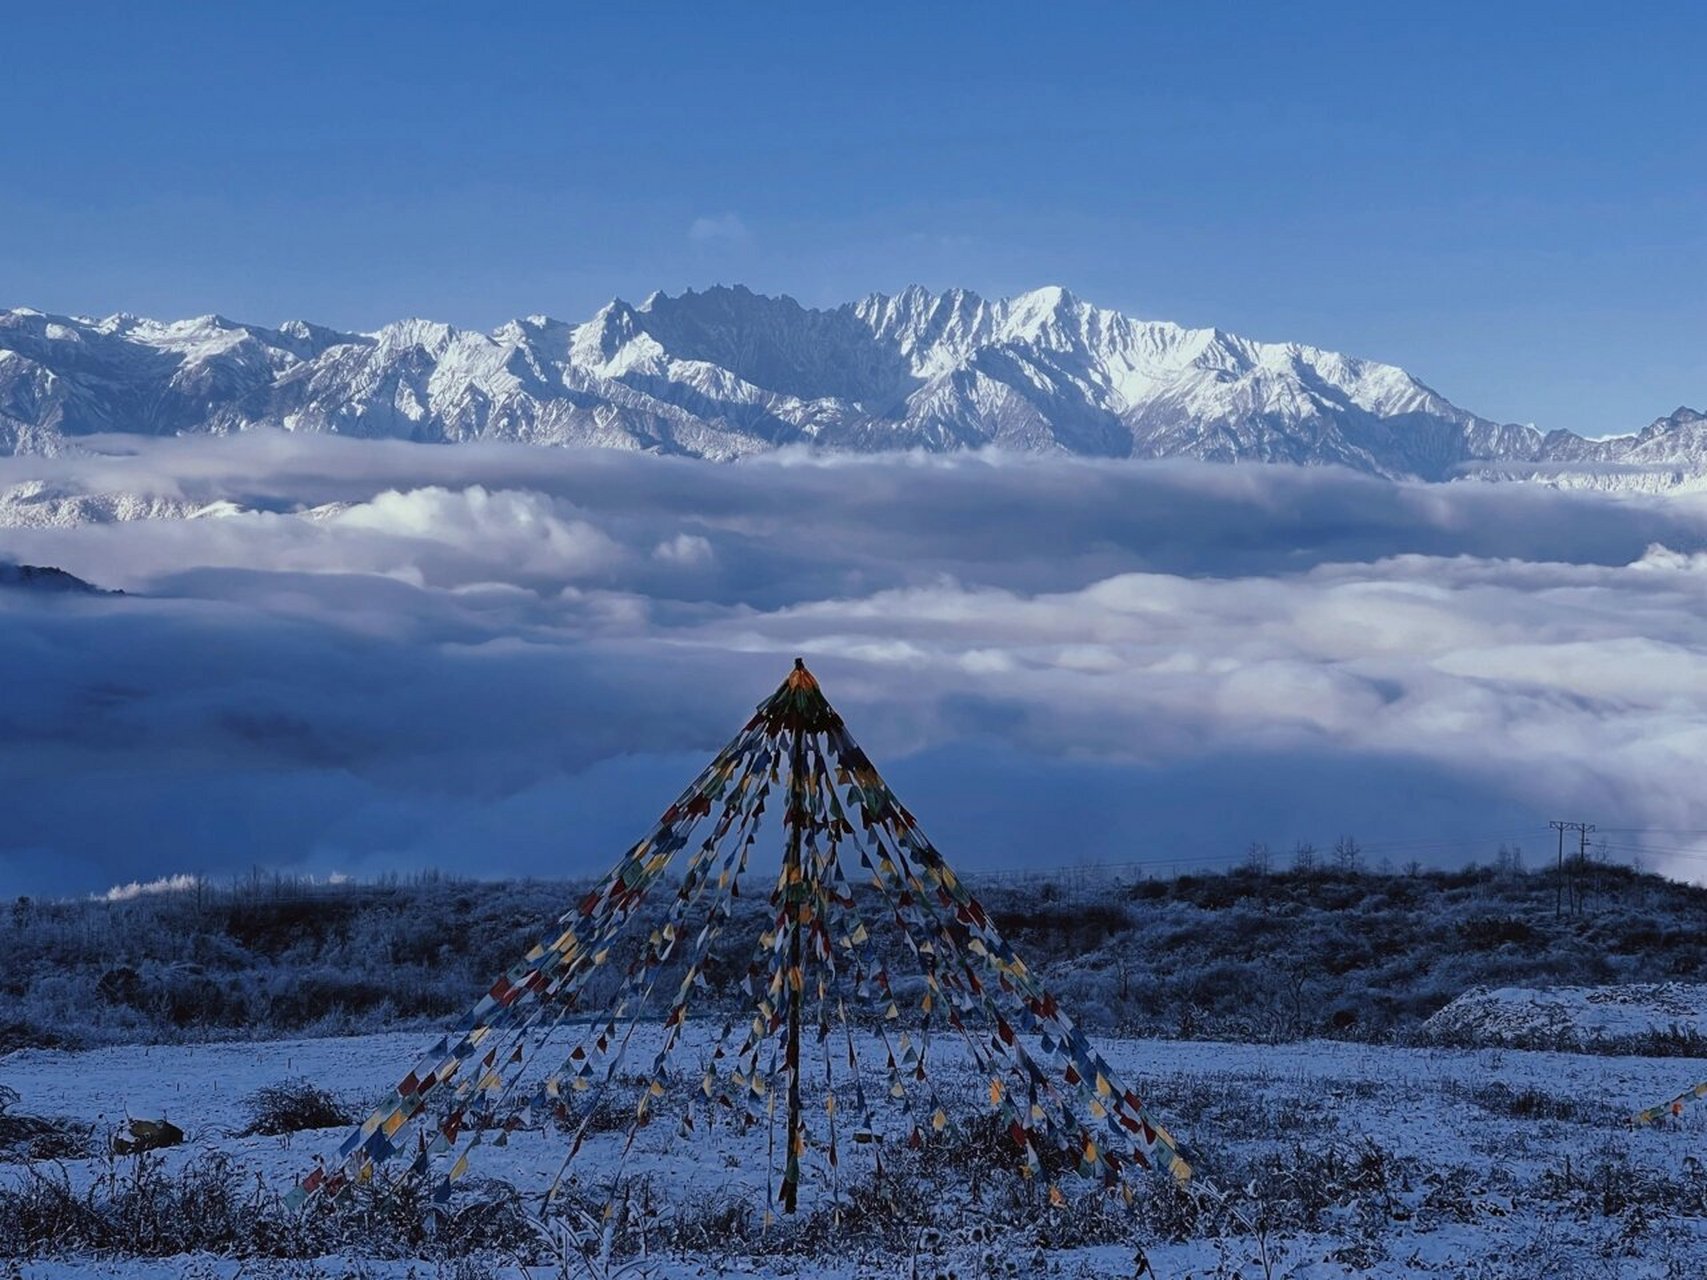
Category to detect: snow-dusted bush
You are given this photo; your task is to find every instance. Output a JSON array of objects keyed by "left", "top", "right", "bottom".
[
  {"left": 240, "top": 1079, "right": 356, "bottom": 1136},
  {"left": 0, "top": 1085, "right": 93, "bottom": 1162},
  {"left": 0, "top": 1155, "right": 533, "bottom": 1260}
]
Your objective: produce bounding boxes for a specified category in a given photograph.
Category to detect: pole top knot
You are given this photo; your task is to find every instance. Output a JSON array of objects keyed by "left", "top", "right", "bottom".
[{"left": 785, "top": 658, "right": 819, "bottom": 694}]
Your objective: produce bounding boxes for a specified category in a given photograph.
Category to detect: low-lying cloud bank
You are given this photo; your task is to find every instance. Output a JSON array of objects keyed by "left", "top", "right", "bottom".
[{"left": 3, "top": 434, "right": 1706, "bottom": 895}]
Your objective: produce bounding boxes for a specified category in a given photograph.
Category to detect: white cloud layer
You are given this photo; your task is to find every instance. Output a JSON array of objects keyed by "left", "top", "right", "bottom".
[{"left": 3, "top": 433, "right": 1706, "bottom": 893}]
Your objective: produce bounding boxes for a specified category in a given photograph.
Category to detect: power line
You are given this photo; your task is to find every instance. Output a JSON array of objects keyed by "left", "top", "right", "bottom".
[
  {"left": 1590, "top": 832, "right": 1707, "bottom": 843},
  {"left": 1600, "top": 842, "right": 1707, "bottom": 862},
  {"left": 965, "top": 826, "right": 1601, "bottom": 885},
  {"left": 1354, "top": 832, "right": 1539, "bottom": 854},
  {"left": 956, "top": 825, "right": 1707, "bottom": 889}
]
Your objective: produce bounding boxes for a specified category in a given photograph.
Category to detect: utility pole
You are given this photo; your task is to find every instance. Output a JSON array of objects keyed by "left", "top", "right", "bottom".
[
  {"left": 1577, "top": 823, "right": 1596, "bottom": 915},
  {"left": 1550, "top": 820, "right": 1594, "bottom": 918}
]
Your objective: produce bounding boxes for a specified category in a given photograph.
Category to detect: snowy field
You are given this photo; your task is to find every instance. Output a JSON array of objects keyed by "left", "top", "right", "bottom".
[{"left": 5, "top": 1022, "right": 1706, "bottom": 1279}]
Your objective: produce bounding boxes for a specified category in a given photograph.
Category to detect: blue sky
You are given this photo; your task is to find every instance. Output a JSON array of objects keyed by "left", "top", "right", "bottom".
[{"left": 3, "top": 2, "right": 1701, "bottom": 434}]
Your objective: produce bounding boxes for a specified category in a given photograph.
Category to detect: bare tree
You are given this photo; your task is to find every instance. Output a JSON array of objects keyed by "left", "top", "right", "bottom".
[
  {"left": 1244, "top": 841, "right": 1272, "bottom": 874},
  {"left": 1332, "top": 835, "right": 1362, "bottom": 873}
]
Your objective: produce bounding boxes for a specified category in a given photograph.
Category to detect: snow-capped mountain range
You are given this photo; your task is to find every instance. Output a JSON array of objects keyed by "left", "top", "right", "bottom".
[{"left": 1, "top": 285, "right": 1700, "bottom": 485}]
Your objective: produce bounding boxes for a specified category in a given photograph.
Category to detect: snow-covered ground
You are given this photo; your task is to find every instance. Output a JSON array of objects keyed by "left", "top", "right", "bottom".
[
  {"left": 4, "top": 1021, "right": 1706, "bottom": 1278},
  {"left": 1423, "top": 983, "right": 1707, "bottom": 1049}
]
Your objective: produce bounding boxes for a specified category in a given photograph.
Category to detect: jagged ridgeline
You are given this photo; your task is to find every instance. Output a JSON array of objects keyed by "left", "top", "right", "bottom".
[
  {"left": 3, "top": 288, "right": 1702, "bottom": 482},
  {"left": 291, "top": 661, "right": 1191, "bottom": 1219}
]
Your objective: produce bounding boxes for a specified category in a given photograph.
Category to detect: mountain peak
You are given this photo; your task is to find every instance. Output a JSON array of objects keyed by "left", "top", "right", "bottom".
[
  {"left": 0, "top": 286, "right": 1691, "bottom": 487},
  {"left": 373, "top": 317, "right": 458, "bottom": 354},
  {"left": 1009, "top": 284, "right": 1078, "bottom": 311},
  {"left": 996, "top": 285, "right": 1091, "bottom": 349}
]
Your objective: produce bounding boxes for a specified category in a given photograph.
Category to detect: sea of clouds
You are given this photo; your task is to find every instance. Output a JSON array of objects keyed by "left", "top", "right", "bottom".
[{"left": 3, "top": 433, "right": 1706, "bottom": 895}]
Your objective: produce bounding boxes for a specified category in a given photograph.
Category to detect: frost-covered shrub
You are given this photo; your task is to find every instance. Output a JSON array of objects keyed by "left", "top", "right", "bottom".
[
  {"left": 1465, "top": 1082, "right": 1599, "bottom": 1124},
  {"left": 0, "top": 1155, "right": 534, "bottom": 1260},
  {"left": 94, "top": 965, "right": 144, "bottom": 1008},
  {"left": 240, "top": 1078, "right": 355, "bottom": 1136},
  {"left": 0, "top": 1086, "right": 94, "bottom": 1162}
]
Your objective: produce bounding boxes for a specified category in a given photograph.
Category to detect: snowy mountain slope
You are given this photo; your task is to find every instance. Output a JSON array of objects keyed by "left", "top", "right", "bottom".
[
  {"left": 0, "top": 287, "right": 1696, "bottom": 484},
  {"left": 1421, "top": 982, "right": 1707, "bottom": 1050},
  {"left": 0, "top": 478, "right": 217, "bottom": 528}
]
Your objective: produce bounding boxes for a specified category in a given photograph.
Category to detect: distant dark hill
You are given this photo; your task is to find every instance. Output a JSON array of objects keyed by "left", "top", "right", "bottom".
[
  {"left": 2, "top": 860, "right": 1701, "bottom": 1053},
  {"left": 0, "top": 562, "right": 113, "bottom": 594}
]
